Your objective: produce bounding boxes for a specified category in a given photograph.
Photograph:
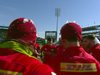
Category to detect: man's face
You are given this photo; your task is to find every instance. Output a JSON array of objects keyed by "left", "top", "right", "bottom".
[
  {"left": 47, "top": 40, "right": 52, "bottom": 46},
  {"left": 83, "top": 38, "right": 92, "bottom": 49}
]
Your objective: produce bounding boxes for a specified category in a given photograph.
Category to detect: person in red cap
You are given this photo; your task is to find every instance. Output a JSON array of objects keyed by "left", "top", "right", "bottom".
[
  {"left": 46, "top": 22, "right": 100, "bottom": 75},
  {"left": 82, "top": 34, "right": 100, "bottom": 62},
  {"left": 41, "top": 37, "right": 56, "bottom": 63},
  {"left": 0, "top": 18, "right": 56, "bottom": 75}
]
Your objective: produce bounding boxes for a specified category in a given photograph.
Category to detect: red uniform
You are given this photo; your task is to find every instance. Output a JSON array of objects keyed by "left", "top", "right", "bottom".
[
  {"left": 88, "top": 44, "right": 100, "bottom": 62},
  {"left": 2, "top": 17, "right": 56, "bottom": 75},
  {"left": 0, "top": 41, "right": 56, "bottom": 75},
  {"left": 33, "top": 43, "right": 40, "bottom": 57},
  {"left": 41, "top": 44, "right": 56, "bottom": 63},
  {"left": 46, "top": 46, "right": 100, "bottom": 75},
  {"left": 56, "top": 45, "right": 65, "bottom": 55}
]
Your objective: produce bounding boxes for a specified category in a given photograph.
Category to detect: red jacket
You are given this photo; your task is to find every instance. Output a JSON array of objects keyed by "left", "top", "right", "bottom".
[
  {"left": 0, "top": 48, "right": 55, "bottom": 75},
  {"left": 0, "top": 41, "right": 56, "bottom": 75},
  {"left": 46, "top": 46, "right": 100, "bottom": 75},
  {"left": 41, "top": 44, "right": 56, "bottom": 63},
  {"left": 88, "top": 44, "right": 100, "bottom": 62},
  {"left": 56, "top": 45, "right": 65, "bottom": 55}
]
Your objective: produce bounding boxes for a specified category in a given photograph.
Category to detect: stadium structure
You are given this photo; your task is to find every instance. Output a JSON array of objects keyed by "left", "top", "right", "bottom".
[
  {"left": 82, "top": 25, "right": 100, "bottom": 39},
  {"left": 0, "top": 26, "right": 8, "bottom": 40}
]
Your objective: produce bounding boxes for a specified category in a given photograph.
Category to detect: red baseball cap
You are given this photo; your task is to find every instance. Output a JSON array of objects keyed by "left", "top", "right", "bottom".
[
  {"left": 7, "top": 18, "right": 37, "bottom": 45},
  {"left": 60, "top": 22, "right": 82, "bottom": 41}
]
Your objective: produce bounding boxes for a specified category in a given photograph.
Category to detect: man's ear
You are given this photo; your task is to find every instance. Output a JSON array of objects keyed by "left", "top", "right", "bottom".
[
  {"left": 61, "top": 38, "right": 68, "bottom": 49},
  {"left": 79, "top": 40, "right": 81, "bottom": 43},
  {"left": 62, "top": 39, "right": 67, "bottom": 44}
]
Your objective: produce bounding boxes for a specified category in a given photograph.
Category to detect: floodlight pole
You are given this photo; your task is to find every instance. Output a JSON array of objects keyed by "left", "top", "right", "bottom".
[
  {"left": 55, "top": 8, "right": 60, "bottom": 41},
  {"left": 56, "top": 15, "right": 58, "bottom": 34}
]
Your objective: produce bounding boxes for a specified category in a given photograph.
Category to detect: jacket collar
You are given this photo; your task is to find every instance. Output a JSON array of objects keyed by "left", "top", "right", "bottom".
[{"left": 0, "top": 41, "right": 36, "bottom": 58}]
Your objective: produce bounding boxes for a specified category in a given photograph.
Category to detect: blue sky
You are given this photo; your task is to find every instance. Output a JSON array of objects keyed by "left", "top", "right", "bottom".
[{"left": 0, "top": 0, "right": 100, "bottom": 39}]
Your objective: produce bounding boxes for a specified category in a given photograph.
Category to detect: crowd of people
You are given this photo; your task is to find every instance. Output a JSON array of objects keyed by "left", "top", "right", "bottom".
[{"left": 0, "top": 17, "right": 100, "bottom": 75}]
